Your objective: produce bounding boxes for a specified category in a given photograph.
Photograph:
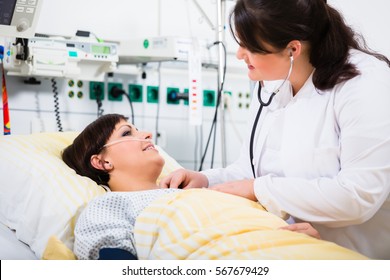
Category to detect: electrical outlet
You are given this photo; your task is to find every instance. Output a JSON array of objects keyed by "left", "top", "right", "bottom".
[
  {"left": 128, "top": 84, "right": 143, "bottom": 102},
  {"left": 89, "top": 81, "right": 105, "bottom": 100},
  {"left": 166, "top": 87, "right": 180, "bottom": 105},
  {"left": 223, "top": 90, "right": 232, "bottom": 109},
  {"left": 147, "top": 86, "right": 159, "bottom": 103},
  {"left": 203, "top": 89, "right": 216, "bottom": 107},
  {"left": 183, "top": 88, "right": 189, "bottom": 106},
  {"left": 237, "top": 91, "right": 251, "bottom": 109},
  {"left": 108, "top": 82, "right": 123, "bottom": 101}
]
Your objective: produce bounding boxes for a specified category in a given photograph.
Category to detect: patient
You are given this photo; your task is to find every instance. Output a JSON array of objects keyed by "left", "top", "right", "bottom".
[{"left": 62, "top": 114, "right": 321, "bottom": 259}]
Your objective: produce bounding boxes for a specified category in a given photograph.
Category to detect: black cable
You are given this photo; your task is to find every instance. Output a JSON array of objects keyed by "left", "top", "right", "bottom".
[
  {"left": 96, "top": 96, "right": 104, "bottom": 118},
  {"left": 210, "top": 93, "right": 221, "bottom": 168},
  {"left": 93, "top": 84, "right": 104, "bottom": 117},
  {"left": 110, "top": 86, "right": 134, "bottom": 125},
  {"left": 51, "top": 78, "right": 63, "bottom": 132},
  {"left": 122, "top": 93, "right": 135, "bottom": 125},
  {"left": 198, "top": 41, "right": 227, "bottom": 171},
  {"left": 198, "top": 110, "right": 217, "bottom": 171}
]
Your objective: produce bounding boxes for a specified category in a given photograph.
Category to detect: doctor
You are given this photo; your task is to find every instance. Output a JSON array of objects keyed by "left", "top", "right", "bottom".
[{"left": 160, "top": 0, "right": 390, "bottom": 259}]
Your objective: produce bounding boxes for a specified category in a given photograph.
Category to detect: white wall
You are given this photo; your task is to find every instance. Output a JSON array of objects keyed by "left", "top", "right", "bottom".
[
  {"left": 329, "top": 0, "right": 390, "bottom": 57},
  {"left": 1, "top": 0, "right": 389, "bottom": 170}
]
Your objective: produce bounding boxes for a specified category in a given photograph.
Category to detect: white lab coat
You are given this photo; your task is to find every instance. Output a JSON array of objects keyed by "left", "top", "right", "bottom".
[{"left": 202, "top": 50, "right": 390, "bottom": 259}]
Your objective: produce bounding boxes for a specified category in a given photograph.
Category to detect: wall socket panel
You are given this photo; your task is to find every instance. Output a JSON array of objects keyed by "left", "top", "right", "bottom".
[
  {"left": 128, "top": 84, "right": 143, "bottom": 102},
  {"left": 166, "top": 87, "right": 180, "bottom": 105},
  {"left": 108, "top": 82, "right": 123, "bottom": 101},
  {"left": 89, "top": 81, "right": 105, "bottom": 100},
  {"left": 147, "top": 86, "right": 159, "bottom": 103},
  {"left": 203, "top": 89, "right": 216, "bottom": 107}
]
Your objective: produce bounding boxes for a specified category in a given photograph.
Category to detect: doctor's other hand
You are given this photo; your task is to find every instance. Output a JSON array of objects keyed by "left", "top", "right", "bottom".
[
  {"left": 159, "top": 169, "right": 208, "bottom": 189},
  {"left": 279, "top": 223, "right": 321, "bottom": 240},
  {"left": 209, "top": 179, "right": 256, "bottom": 201}
]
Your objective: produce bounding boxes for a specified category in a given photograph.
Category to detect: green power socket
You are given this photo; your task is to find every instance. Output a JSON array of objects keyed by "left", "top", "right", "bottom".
[
  {"left": 203, "top": 89, "right": 216, "bottom": 107},
  {"left": 89, "top": 81, "right": 105, "bottom": 100},
  {"left": 166, "top": 87, "right": 180, "bottom": 105},
  {"left": 183, "top": 88, "right": 189, "bottom": 106},
  {"left": 108, "top": 82, "right": 123, "bottom": 101},
  {"left": 128, "top": 84, "right": 143, "bottom": 102},
  {"left": 147, "top": 86, "right": 159, "bottom": 103}
]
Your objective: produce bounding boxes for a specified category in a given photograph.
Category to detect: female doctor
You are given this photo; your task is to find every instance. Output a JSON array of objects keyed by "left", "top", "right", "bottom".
[{"left": 160, "top": 0, "right": 390, "bottom": 259}]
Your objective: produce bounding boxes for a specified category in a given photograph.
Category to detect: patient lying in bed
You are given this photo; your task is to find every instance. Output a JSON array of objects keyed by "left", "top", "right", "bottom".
[
  {"left": 75, "top": 187, "right": 368, "bottom": 260},
  {"left": 63, "top": 114, "right": 367, "bottom": 260}
]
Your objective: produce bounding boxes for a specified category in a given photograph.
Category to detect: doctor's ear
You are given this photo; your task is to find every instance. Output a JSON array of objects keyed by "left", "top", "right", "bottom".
[{"left": 286, "top": 40, "right": 302, "bottom": 56}]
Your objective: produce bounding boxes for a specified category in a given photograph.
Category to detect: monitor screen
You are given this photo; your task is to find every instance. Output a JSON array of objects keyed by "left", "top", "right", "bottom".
[
  {"left": 0, "top": 0, "right": 42, "bottom": 38},
  {"left": 0, "top": 0, "right": 17, "bottom": 25},
  {"left": 92, "top": 45, "right": 111, "bottom": 55}
]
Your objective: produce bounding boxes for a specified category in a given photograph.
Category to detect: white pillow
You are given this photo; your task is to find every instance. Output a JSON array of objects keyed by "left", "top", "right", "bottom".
[{"left": 0, "top": 131, "right": 182, "bottom": 259}]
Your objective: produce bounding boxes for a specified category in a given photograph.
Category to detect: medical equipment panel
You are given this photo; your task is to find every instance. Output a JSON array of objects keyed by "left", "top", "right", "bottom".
[
  {"left": 118, "top": 36, "right": 217, "bottom": 66},
  {"left": 3, "top": 36, "right": 118, "bottom": 81},
  {"left": 0, "top": 0, "right": 43, "bottom": 38}
]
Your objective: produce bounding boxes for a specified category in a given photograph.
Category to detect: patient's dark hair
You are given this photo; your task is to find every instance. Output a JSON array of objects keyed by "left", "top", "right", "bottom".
[{"left": 62, "top": 114, "right": 127, "bottom": 186}]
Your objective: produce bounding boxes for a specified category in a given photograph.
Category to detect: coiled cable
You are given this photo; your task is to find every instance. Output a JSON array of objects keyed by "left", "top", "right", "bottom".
[{"left": 51, "top": 78, "right": 63, "bottom": 132}]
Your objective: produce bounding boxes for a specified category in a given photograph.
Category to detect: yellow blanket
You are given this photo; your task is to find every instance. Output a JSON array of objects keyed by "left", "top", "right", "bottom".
[{"left": 134, "top": 189, "right": 368, "bottom": 260}]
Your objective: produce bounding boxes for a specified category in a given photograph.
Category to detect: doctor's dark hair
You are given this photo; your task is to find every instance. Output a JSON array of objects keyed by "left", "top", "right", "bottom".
[
  {"left": 229, "top": 0, "right": 390, "bottom": 91},
  {"left": 62, "top": 114, "right": 128, "bottom": 187}
]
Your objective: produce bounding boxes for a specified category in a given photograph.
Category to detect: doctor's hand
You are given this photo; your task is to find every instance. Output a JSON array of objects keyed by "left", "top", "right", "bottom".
[
  {"left": 209, "top": 179, "right": 257, "bottom": 201},
  {"left": 159, "top": 169, "right": 209, "bottom": 189},
  {"left": 279, "top": 223, "right": 321, "bottom": 240}
]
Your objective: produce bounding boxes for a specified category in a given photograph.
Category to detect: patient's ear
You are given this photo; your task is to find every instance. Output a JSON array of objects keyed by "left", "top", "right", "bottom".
[
  {"left": 91, "top": 155, "right": 114, "bottom": 171},
  {"left": 90, "top": 155, "right": 106, "bottom": 171}
]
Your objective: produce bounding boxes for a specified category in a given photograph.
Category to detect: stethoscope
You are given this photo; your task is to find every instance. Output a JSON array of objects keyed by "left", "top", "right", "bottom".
[{"left": 249, "top": 53, "right": 294, "bottom": 178}]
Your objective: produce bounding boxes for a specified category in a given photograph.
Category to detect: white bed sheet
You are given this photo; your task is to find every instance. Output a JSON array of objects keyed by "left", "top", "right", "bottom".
[{"left": 0, "top": 222, "right": 37, "bottom": 260}]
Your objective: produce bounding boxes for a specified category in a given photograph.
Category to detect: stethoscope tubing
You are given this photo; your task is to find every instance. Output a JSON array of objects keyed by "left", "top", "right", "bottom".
[
  {"left": 249, "top": 55, "right": 294, "bottom": 178},
  {"left": 249, "top": 84, "right": 276, "bottom": 178}
]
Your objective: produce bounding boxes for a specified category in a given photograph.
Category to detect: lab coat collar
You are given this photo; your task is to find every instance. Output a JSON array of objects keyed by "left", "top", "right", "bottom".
[
  {"left": 261, "top": 70, "right": 317, "bottom": 111},
  {"left": 261, "top": 79, "right": 293, "bottom": 111}
]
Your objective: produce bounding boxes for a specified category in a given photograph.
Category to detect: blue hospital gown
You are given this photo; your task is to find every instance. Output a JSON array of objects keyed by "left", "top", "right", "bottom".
[{"left": 73, "top": 188, "right": 181, "bottom": 260}]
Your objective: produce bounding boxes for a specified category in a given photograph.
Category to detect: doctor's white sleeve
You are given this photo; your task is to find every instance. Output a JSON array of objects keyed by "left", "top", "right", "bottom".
[{"left": 201, "top": 143, "right": 254, "bottom": 186}]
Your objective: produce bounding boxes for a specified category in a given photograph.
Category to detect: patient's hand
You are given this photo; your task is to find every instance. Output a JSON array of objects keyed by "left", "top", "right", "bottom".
[
  {"left": 209, "top": 179, "right": 257, "bottom": 201},
  {"left": 159, "top": 169, "right": 208, "bottom": 189},
  {"left": 279, "top": 223, "right": 321, "bottom": 239}
]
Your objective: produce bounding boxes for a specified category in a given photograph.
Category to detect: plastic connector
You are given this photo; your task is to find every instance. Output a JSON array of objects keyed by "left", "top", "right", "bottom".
[
  {"left": 167, "top": 91, "right": 189, "bottom": 104},
  {"left": 75, "top": 30, "right": 90, "bottom": 37},
  {"left": 110, "top": 86, "right": 125, "bottom": 98}
]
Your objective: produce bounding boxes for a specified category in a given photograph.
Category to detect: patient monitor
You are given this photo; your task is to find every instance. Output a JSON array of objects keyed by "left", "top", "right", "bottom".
[{"left": 0, "top": 0, "right": 43, "bottom": 38}]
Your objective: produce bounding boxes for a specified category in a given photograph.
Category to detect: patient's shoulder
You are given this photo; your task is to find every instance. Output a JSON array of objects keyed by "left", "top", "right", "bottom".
[{"left": 82, "top": 188, "right": 181, "bottom": 216}]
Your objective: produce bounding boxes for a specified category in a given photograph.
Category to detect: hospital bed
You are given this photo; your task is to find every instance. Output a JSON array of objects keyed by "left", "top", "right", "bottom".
[
  {"left": 0, "top": 130, "right": 182, "bottom": 260},
  {"left": 0, "top": 220, "right": 37, "bottom": 260},
  {"left": 0, "top": 131, "right": 368, "bottom": 260}
]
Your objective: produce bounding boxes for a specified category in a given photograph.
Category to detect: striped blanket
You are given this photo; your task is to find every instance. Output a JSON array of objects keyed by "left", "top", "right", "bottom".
[{"left": 134, "top": 189, "right": 367, "bottom": 260}]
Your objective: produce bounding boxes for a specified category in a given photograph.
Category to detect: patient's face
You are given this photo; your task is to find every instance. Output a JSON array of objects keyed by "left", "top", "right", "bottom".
[{"left": 102, "top": 120, "right": 165, "bottom": 190}]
